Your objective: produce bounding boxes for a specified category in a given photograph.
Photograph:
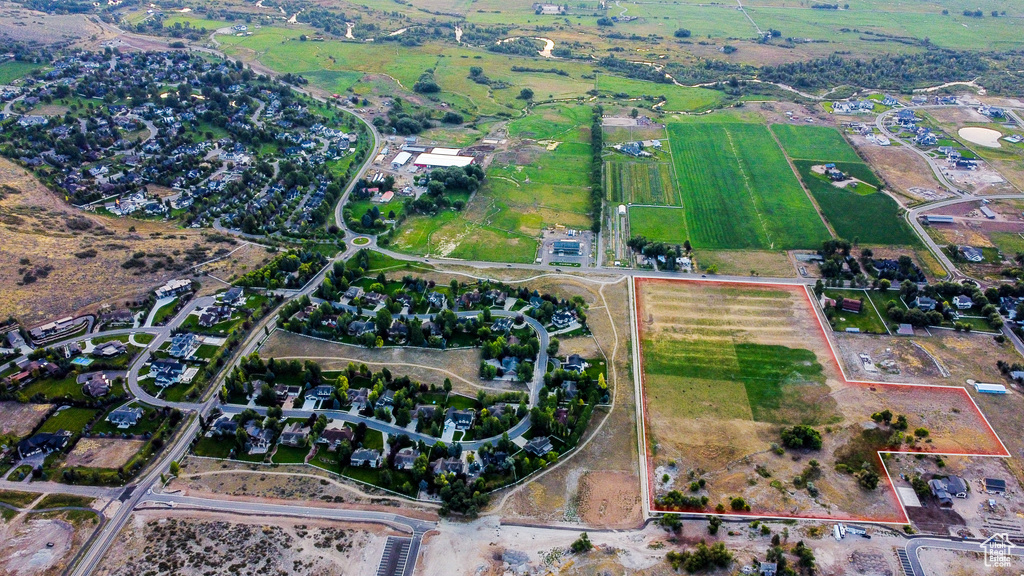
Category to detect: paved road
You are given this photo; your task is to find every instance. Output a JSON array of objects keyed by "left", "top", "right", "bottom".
[
  {"left": 905, "top": 537, "right": 1024, "bottom": 576},
  {"left": 874, "top": 104, "right": 971, "bottom": 195}
]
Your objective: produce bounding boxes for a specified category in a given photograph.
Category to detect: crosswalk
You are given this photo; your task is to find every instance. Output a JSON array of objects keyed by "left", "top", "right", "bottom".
[
  {"left": 376, "top": 536, "right": 412, "bottom": 576},
  {"left": 896, "top": 549, "right": 914, "bottom": 576}
]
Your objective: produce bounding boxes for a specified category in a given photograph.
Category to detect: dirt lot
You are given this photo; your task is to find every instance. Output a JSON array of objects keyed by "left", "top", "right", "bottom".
[
  {"left": 634, "top": 279, "right": 1007, "bottom": 522},
  {"left": 62, "top": 438, "right": 145, "bottom": 469},
  {"left": 0, "top": 402, "right": 52, "bottom": 437},
  {"left": 494, "top": 274, "right": 642, "bottom": 529},
  {"left": 94, "top": 509, "right": 394, "bottom": 576},
  {"left": 852, "top": 140, "right": 950, "bottom": 202},
  {"left": 169, "top": 456, "right": 438, "bottom": 517},
  {"left": 918, "top": 547, "right": 1023, "bottom": 576},
  {"left": 0, "top": 158, "right": 271, "bottom": 323},
  {"left": 0, "top": 510, "right": 97, "bottom": 576}
]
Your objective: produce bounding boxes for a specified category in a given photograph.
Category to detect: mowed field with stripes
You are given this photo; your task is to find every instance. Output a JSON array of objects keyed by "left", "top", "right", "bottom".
[{"left": 628, "top": 121, "right": 830, "bottom": 250}]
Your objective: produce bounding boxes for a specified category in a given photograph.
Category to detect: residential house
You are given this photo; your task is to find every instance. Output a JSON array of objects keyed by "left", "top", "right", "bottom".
[
  {"left": 414, "top": 404, "right": 438, "bottom": 421},
  {"left": 564, "top": 354, "right": 587, "bottom": 374},
  {"left": 305, "top": 385, "right": 335, "bottom": 402},
  {"left": 198, "top": 306, "right": 233, "bottom": 328},
  {"left": 221, "top": 286, "right": 245, "bottom": 306},
  {"left": 952, "top": 295, "right": 974, "bottom": 310},
  {"left": 562, "top": 380, "right": 578, "bottom": 400},
  {"left": 427, "top": 291, "right": 447, "bottom": 309},
  {"left": 343, "top": 286, "right": 364, "bottom": 301},
  {"left": 393, "top": 447, "right": 420, "bottom": 470},
  {"left": 244, "top": 422, "right": 274, "bottom": 454},
  {"left": 840, "top": 298, "right": 862, "bottom": 314},
  {"left": 388, "top": 320, "right": 409, "bottom": 342},
  {"left": 80, "top": 372, "right": 111, "bottom": 397},
  {"left": 318, "top": 427, "right": 355, "bottom": 450},
  {"left": 445, "top": 407, "right": 476, "bottom": 430},
  {"left": 501, "top": 356, "right": 520, "bottom": 375},
  {"left": 151, "top": 359, "right": 186, "bottom": 387},
  {"left": 168, "top": 332, "right": 200, "bottom": 358},
  {"left": 913, "top": 296, "right": 937, "bottom": 311},
  {"left": 363, "top": 292, "right": 388, "bottom": 308},
  {"left": 107, "top": 406, "right": 143, "bottom": 428},
  {"left": 459, "top": 290, "right": 482, "bottom": 309},
  {"left": 279, "top": 422, "right": 309, "bottom": 447},
  {"left": 431, "top": 457, "right": 465, "bottom": 476},
  {"left": 759, "top": 562, "right": 778, "bottom": 576},
  {"left": 347, "top": 320, "right": 376, "bottom": 337},
  {"left": 929, "top": 479, "right": 955, "bottom": 507},
  {"left": 491, "top": 317, "right": 514, "bottom": 333},
  {"left": 348, "top": 387, "right": 370, "bottom": 409},
  {"left": 529, "top": 296, "right": 545, "bottom": 309},
  {"left": 93, "top": 340, "right": 127, "bottom": 358},
  {"left": 551, "top": 309, "right": 575, "bottom": 329},
  {"left": 485, "top": 290, "right": 507, "bottom": 306},
  {"left": 350, "top": 448, "right": 382, "bottom": 468},
  {"left": 212, "top": 417, "right": 238, "bottom": 436},
  {"left": 524, "top": 436, "right": 554, "bottom": 457},
  {"left": 17, "top": 430, "right": 70, "bottom": 459},
  {"left": 376, "top": 389, "right": 396, "bottom": 409},
  {"left": 154, "top": 278, "right": 192, "bottom": 299},
  {"left": 959, "top": 246, "right": 984, "bottom": 262}
]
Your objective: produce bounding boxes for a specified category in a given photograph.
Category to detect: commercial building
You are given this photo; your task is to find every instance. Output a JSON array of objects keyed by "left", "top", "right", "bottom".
[{"left": 413, "top": 153, "right": 475, "bottom": 168}]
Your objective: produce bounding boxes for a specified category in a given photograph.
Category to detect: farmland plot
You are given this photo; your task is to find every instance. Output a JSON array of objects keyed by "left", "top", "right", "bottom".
[
  {"left": 770, "top": 124, "right": 863, "bottom": 163},
  {"left": 660, "top": 122, "right": 829, "bottom": 250},
  {"left": 606, "top": 161, "right": 677, "bottom": 206}
]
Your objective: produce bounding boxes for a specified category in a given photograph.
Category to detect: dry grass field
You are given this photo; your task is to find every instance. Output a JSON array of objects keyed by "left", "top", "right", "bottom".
[
  {"left": 0, "top": 6, "right": 112, "bottom": 47},
  {"left": 852, "top": 140, "right": 948, "bottom": 202},
  {"left": 62, "top": 439, "right": 145, "bottom": 469},
  {"left": 0, "top": 402, "right": 53, "bottom": 437},
  {"left": 635, "top": 278, "right": 1007, "bottom": 522},
  {"left": 94, "top": 510, "right": 394, "bottom": 576},
  {"left": 0, "top": 159, "right": 271, "bottom": 324}
]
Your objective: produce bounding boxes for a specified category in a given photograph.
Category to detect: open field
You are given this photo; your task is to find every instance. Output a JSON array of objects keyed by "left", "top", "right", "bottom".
[
  {"left": 0, "top": 508, "right": 97, "bottom": 576},
  {"left": 635, "top": 278, "right": 1008, "bottom": 521},
  {"left": 0, "top": 402, "right": 53, "bottom": 438},
  {"left": 654, "top": 120, "right": 829, "bottom": 250},
  {"left": 770, "top": 124, "right": 863, "bottom": 164},
  {"left": 37, "top": 408, "right": 98, "bottom": 434},
  {"left": 793, "top": 160, "right": 918, "bottom": 246},
  {"left": 94, "top": 510, "right": 393, "bottom": 576},
  {"left": 0, "top": 158, "right": 270, "bottom": 323},
  {"left": 62, "top": 439, "right": 145, "bottom": 470}
]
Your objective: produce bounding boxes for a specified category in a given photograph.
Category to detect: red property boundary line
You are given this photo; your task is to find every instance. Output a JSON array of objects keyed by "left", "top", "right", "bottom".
[{"left": 633, "top": 276, "right": 1011, "bottom": 524}]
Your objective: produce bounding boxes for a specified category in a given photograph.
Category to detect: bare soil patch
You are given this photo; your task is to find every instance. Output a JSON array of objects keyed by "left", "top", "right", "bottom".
[
  {"left": 0, "top": 402, "right": 52, "bottom": 437},
  {"left": 94, "top": 510, "right": 394, "bottom": 576},
  {"left": 0, "top": 158, "right": 270, "bottom": 323},
  {"left": 0, "top": 511, "right": 95, "bottom": 576},
  {"left": 62, "top": 438, "right": 144, "bottom": 469},
  {"left": 917, "top": 547, "right": 1023, "bottom": 576},
  {"left": 853, "top": 141, "right": 948, "bottom": 201}
]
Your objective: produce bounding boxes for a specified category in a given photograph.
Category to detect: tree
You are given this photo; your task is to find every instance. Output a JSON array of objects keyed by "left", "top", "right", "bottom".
[
  {"left": 570, "top": 533, "right": 593, "bottom": 553},
  {"left": 707, "top": 514, "right": 722, "bottom": 535},
  {"left": 169, "top": 461, "right": 180, "bottom": 476},
  {"left": 518, "top": 88, "right": 534, "bottom": 100},
  {"left": 879, "top": 278, "right": 891, "bottom": 292},
  {"left": 780, "top": 425, "right": 822, "bottom": 450},
  {"left": 673, "top": 28, "right": 692, "bottom": 38}
]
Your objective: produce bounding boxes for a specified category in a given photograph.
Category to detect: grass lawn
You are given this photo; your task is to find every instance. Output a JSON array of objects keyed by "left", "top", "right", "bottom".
[
  {"left": 446, "top": 394, "right": 478, "bottom": 411},
  {"left": 362, "top": 429, "right": 384, "bottom": 451},
  {"left": 91, "top": 406, "right": 164, "bottom": 436},
  {"left": 37, "top": 408, "right": 99, "bottom": 434},
  {"left": 151, "top": 298, "right": 178, "bottom": 325},
  {"left": 20, "top": 374, "right": 88, "bottom": 401},
  {"left": 133, "top": 334, "right": 155, "bottom": 345},
  {"left": 0, "top": 490, "right": 39, "bottom": 508},
  {"left": 823, "top": 289, "right": 889, "bottom": 335},
  {"left": 193, "top": 436, "right": 235, "bottom": 459},
  {"left": 0, "top": 61, "right": 43, "bottom": 84},
  {"left": 662, "top": 120, "right": 829, "bottom": 250},
  {"left": 989, "top": 232, "right": 1024, "bottom": 256},
  {"left": 271, "top": 444, "right": 311, "bottom": 464},
  {"left": 770, "top": 124, "right": 863, "bottom": 163}
]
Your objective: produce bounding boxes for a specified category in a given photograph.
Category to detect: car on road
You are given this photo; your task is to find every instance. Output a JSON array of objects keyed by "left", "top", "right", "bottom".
[{"left": 701, "top": 274, "right": 706, "bottom": 278}]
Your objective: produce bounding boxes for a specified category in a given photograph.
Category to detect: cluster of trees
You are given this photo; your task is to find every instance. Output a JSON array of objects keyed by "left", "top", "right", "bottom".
[
  {"left": 626, "top": 236, "right": 692, "bottom": 270},
  {"left": 486, "top": 37, "right": 543, "bottom": 56},
  {"left": 413, "top": 70, "right": 440, "bottom": 94},
  {"left": 235, "top": 249, "right": 328, "bottom": 289},
  {"left": 588, "top": 106, "right": 603, "bottom": 234},
  {"left": 597, "top": 56, "right": 671, "bottom": 84},
  {"left": 759, "top": 51, "right": 991, "bottom": 92},
  {"left": 510, "top": 66, "right": 568, "bottom": 77},
  {"left": 666, "top": 542, "right": 733, "bottom": 572},
  {"left": 780, "top": 425, "right": 822, "bottom": 450},
  {"left": 407, "top": 164, "right": 484, "bottom": 214}
]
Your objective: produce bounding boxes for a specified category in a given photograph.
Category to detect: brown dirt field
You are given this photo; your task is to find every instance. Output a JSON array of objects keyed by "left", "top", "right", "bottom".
[
  {"left": 926, "top": 107, "right": 993, "bottom": 125},
  {"left": 0, "top": 158, "right": 271, "bottom": 324},
  {"left": 0, "top": 510, "right": 96, "bottom": 576},
  {"left": 698, "top": 249, "right": 797, "bottom": 277},
  {"left": 636, "top": 279, "right": 1007, "bottom": 522},
  {"left": 555, "top": 336, "right": 601, "bottom": 359},
  {"left": 0, "top": 402, "right": 52, "bottom": 437},
  {"left": 170, "top": 456, "right": 438, "bottom": 518},
  {"left": 495, "top": 275, "right": 641, "bottom": 528},
  {"left": 853, "top": 142, "right": 946, "bottom": 200},
  {"left": 918, "top": 548, "right": 1023, "bottom": 576},
  {"left": 94, "top": 509, "right": 395, "bottom": 576},
  {"left": 258, "top": 330, "right": 524, "bottom": 396},
  {"left": 62, "top": 438, "right": 145, "bottom": 469}
]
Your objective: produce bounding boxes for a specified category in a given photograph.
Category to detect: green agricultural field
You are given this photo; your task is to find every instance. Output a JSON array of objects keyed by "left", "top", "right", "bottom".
[
  {"left": 0, "top": 61, "right": 43, "bottom": 84},
  {"left": 989, "top": 232, "right": 1024, "bottom": 256},
  {"left": 607, "top": 161, "right": 678, "bottom": 205},
  {"left": 37, "top": 408, "right": 99, "bottom": 434},
  {"left": 628, "top": 206, "right": 689, "bottom": 245},
  {"left": 793, "top": 160, "right": 917, "bottom": 246},
  {"left": 770, "top": 124, "right": 863, "bottom": 163},
  {"left": 657, "top": 121, "right": 829, "bottom": 250}
]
